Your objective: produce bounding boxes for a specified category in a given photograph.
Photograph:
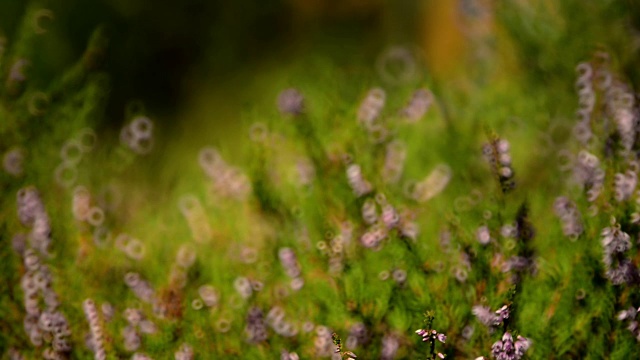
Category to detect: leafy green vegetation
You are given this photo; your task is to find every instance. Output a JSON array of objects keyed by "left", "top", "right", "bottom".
[{"left": 2, "top": 1, "right": 640, "bottom": 359}]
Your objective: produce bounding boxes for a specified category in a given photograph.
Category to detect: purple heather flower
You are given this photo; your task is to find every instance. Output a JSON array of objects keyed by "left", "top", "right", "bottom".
[
  {"left": 502, "top": 256, "right": 530, "bottom": 273},
  {"left": 514, "top": 336, "right": 531, "bottom": 357},
  {"left": 381, "top": 334, "right": 399, "bottom": 360},
  {"left": 614, "top": 171, "right": 637, "bottom": 202},
  {"left": 601, "top": 226, "right": 631, "bottom": 256},
  {"left": 416, "top": 327, "right": 447, "bottom": 350},
  {"left": 617, "top": 307, "right": 638, "bottom": 321},
  {"left": 277, "top": 88, "right": 305, "bottom": 116},
  {"left": 400, "top": 88, "right": 432, "bottom": 122},
  {"left": 477, "top": 225, "right": 491, "bottom": 245},
  {"left": 281, "top": 350, "right": 300, "bottom": 360},
  {"left": 553, "top": 197, "right": 583, "bottom": 238},
  {"left": 606, "top": 259, "right": 639, "bottom": 285},
  {"left": 9, "top": 59, "right": 28, "bottom": 82},
  {"left": 491, "top": 340, "right": 502, "bottom": 355},
  {"left": 502, "top": 332, "right": 514, "bottom": 352},
  {"left": 357, "top": 88, "right": 386, "bottom": 126},
  {"left": 473, "top": 305, "right": 501, "bottom": 327},
  {"left": 491, "top": 331, "right": 530, "bottom": 360}
]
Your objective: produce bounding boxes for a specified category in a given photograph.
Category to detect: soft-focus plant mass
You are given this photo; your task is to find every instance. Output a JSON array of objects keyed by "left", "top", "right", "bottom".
[{"left": 2, "top": 1, "right": 640, "bottom": 359}]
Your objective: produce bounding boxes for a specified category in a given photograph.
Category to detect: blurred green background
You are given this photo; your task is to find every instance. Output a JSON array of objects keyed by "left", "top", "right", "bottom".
[
  {"left": 0, "top": 0, "right": 640, "bottom": 136},
  {"left": 2, "top": 0, "right": 638, "bottom": 140},
  {"left": 2, "top": 0, "right": 420, "bottom": 122}
]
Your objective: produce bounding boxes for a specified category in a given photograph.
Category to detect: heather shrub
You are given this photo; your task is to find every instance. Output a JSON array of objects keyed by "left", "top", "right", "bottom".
[{"left": 2, "top": 1, "right": 640, "bottom": 359}]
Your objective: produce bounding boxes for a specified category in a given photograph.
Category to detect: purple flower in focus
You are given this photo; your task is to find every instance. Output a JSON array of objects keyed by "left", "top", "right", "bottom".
[
  {"left": 415, "top": 327, "right": 447, "bottom": 358},
  {"left": 491, "top": 332, "right": 530, "bottom": 360}
]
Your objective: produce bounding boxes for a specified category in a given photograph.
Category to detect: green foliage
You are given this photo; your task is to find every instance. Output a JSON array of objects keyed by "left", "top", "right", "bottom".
[{"left": 2, "top": 1, "right": 640, "bottom": 359}]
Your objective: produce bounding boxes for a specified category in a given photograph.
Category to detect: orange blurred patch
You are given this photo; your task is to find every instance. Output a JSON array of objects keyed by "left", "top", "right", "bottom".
[
  {"left": 545, "top": 290, "right": 561, "bottom": 319},
  {"left": 420, "top": 0, "right": 467, "bottom": 78},
  {"left": 77, "top": 234, "right": 91, "bottom": 261}
]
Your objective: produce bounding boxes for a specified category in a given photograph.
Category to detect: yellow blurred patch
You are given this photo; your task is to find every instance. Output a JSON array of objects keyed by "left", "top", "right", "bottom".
[{"left": 420, "top": 0, "right": 467, "bottom": 78}]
